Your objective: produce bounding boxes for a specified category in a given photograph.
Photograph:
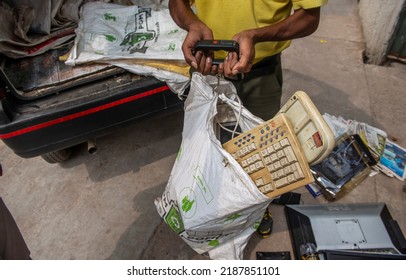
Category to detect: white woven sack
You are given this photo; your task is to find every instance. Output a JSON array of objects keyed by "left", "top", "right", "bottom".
[
  {"left": 66, "top": 3, "right": 187, "bottom": 65},
  {"left": 155, "top": 72, "right": 271, "bottom": 259}
]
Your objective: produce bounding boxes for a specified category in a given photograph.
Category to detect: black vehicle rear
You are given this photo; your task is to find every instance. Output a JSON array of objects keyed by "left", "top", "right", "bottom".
[{"left": 0, "top": 44, "right": 184, "bottom": 163}]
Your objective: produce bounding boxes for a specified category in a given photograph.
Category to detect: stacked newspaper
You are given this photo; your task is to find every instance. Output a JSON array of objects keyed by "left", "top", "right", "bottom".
[{"left": 323, "top": 113, "right": 405, "bottom": 181}]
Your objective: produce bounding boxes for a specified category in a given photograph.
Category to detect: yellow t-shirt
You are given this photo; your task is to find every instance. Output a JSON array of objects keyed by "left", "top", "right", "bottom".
[{"left": 193, "top": 0, "right": 327, "bottom": 62}]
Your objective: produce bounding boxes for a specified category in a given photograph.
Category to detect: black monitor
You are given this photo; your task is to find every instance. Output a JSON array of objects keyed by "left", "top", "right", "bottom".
[
  {"left": 285, "top": 203, "right": 406, "bottom": 260},
  {"left": 320, "top": 249, "right": 406, "bottom": 260}
]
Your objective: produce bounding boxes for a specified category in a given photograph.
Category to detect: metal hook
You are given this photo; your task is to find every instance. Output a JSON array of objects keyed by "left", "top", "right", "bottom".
[{"left": 212, "top": 73, "right": 223, "bottom": 94}]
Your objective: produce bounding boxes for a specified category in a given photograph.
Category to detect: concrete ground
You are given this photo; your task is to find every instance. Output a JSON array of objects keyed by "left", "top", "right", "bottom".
[{"left": 1, "top": 0, "right": 405, "bottom": 260}]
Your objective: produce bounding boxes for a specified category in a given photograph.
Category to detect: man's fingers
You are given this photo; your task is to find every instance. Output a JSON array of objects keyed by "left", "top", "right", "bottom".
[
  {"left": 192, "top": 50, "right": 209, "bottom": 73},
  {"left": 203, "top": 56, "right": 213, "bottom": 75},
  {"left": 232, "top": 53, "right": 253, "bottom": 75},
  {"left": 223, "top": 52, "right": 239, "bottom": 77}
]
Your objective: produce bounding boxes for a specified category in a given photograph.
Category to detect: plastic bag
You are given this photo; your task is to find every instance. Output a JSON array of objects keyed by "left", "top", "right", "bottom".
[{"left": 155, "top": 73, "right": 271, "bottom": 260}]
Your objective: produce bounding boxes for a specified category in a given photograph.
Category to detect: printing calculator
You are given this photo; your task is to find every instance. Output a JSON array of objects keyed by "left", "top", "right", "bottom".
[{"left": 221, "top": 91, "right": 335, "bottom": 198}]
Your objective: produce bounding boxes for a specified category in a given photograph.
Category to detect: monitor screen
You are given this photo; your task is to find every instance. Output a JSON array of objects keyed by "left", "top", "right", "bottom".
[{"left": 285, "top": 203, "right": 406, "bottom": 259}]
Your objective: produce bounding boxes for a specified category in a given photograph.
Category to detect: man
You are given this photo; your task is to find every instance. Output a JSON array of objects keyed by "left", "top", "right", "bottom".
[
  {"left": 168, "top": 0, "right": 327, "bottom": 237},
  {"left": 0, "top": 163, "right": 31, "bottom": 260}
]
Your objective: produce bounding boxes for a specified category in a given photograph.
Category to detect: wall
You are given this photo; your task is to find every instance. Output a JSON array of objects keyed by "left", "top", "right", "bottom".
[{"left": 358, "top": 0, "right": 405, "bottom": 64}]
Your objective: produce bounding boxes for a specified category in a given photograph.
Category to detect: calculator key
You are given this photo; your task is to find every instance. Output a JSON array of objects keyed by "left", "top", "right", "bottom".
[
  {"left": 255, "top": 178, "right": 265, "bottom": 187},
  {"left": 283, "top": 146, "right": 297, "bottom": 162},
  {"left": 275, "top": 177, "right": 289, "bottom": 188}
]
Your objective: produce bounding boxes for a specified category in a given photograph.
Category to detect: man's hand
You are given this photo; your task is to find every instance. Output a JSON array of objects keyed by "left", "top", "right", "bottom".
[
  {"left": 183, "top": 23, "right": 215, "bottom": 75},
  {"left": 219, "top": 30, "right": 256, "bottom": 78},
  {"left": 218, "top": 7, "right": 321, "bottom": 78}
]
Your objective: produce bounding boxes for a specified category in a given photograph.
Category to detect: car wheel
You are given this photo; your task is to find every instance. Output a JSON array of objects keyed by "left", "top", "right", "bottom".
[{"left": 41, "top": 148, "right": 72, "bottom": 164}]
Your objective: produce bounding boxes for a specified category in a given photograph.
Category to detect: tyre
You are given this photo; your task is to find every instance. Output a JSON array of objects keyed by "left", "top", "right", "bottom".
[{"left": 40, "top": 148, "right": 72, "bottom": 164}]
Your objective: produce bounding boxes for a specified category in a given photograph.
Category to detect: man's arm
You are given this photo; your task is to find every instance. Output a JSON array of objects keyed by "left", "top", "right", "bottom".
[
  {"left": 168, "top": 0, "right": 214, "bottom": 73},
  {"left": 168, "top": 0, "right": 199, "bottom": 31},
  {"left": 251, "top": 7, "right": 321, "bottom": 43},
  {"left": 224, "top": 7, "right": 321, "bottom": 76}
]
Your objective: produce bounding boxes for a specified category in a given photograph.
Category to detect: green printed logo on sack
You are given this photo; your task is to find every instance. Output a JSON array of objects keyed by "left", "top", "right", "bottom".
[
  {"left": 193, "top": 168, "right": 214, "bottom": 204},
  {"left": 167, "top": 29, "right": 179, "bottom": 35},
  {"left": 181, "top": 196, "right": 195, "bottom": 213},
  {"left": 176, "top": 146, "right": 182, "bottom": 161},
  {"left": 179, "top": 188, "right": 197, "bottom": 218},
  {"left": 168, "top": 42, "right": 176, "bottom": 51},
  {"left": 208, "top": 240, "right": 220, "bottom": 247},
  {"left": 253, "top": 220, "right": 261, "bottom": 230},
  {"left": 224, "top": 213, "right": 242, "bottom": 224},
  {"left": 165, "top": 205, "right": 184, "bottom": 234},
  {"left": 104, "top": 35, "right": 117, "bottom": 42},
  {"left": 104, "top": 13, "right": 117, "bottom": 22},
  {"left": 120, "top": 8, "right": 157, "bottom": 54}
]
